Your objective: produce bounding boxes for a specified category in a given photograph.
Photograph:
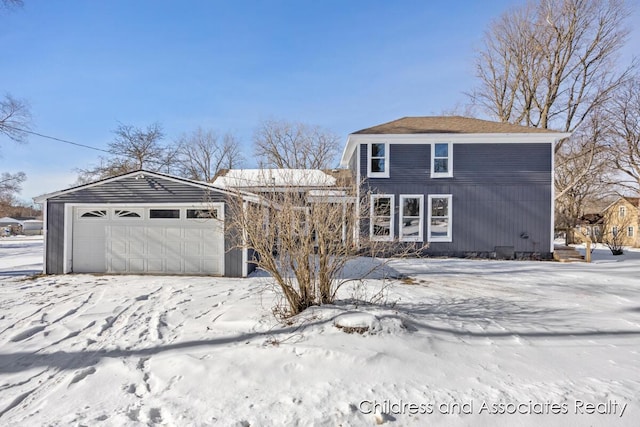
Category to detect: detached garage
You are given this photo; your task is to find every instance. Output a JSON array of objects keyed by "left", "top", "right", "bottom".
[{"left": 35, "top": 170, "right": 252, "bottom": 277}]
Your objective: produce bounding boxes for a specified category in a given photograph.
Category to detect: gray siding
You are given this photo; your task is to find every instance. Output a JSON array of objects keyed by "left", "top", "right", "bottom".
[
  {"left": 360, "top": 142, "right": 553, "bottom": 255},
  {"left": 44, "top": 174, "right": 246, "bottom": 277},
  {"left": 45, "top": 202, "right": 65, "bottom": 274}
]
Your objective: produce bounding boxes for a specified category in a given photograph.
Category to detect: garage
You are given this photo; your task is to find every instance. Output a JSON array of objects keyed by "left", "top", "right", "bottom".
[
  {"left": 35, "top": 170, "right": 252, "bottom": 277},
  {"left": 72, "top": 205, "right": 224, "bottom": 275}
]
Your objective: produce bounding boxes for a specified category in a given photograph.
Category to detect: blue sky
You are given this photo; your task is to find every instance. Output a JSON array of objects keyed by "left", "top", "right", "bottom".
[{"left": 1, "top": 0, "right": 638, "bottom": 202}]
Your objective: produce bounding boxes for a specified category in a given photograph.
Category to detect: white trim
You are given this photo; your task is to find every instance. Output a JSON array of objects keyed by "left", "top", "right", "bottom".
[
  {"left": 242, "top": 201, "right": 248, "bottom": 278},
  {"left": 340, "top": 132, "right": 571, "bottom": 167},
  {"left": 355, "top": 144, "right": 361, "bottom": 246},
  {"left": 427, "top": 194, "right": 452, "bottom": 243},
  {"left": 627, "top": 226, "right": 634, "bottom": 237},
  {"left": 399, "top": 194, "right": 424, "bottom": 242},
  {"left": 64, "top": 204, "right": 73, "bottom": 273},
  {"left": 370, "top": 194, "right": 395, "bottom": 241},
  {"left": 550, "top": 141, "right": 555, "bottom": 253},
  {"left": 41, "top": 201, "right": 48, "bottom": 273},
  {"left": 367, "top": 142, "right": 390, "bottom": 178},
  {"left": 430, "top": 142, "right": 453, "bottom": 178}
]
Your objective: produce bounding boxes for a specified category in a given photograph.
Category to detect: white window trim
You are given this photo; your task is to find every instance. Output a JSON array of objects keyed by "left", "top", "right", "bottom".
[
  {"left": 399, "top": 194, "right": 424, "bottom": 242},
  {"left": 370, "top": 194, "right": 395, "bottom": 241},
  {"left": 367, "top": 142, "right": 390, "bottom": 178},
  {"left": 619, "top": 206, "right": 626, "bottom": 218},
  {"left": 430, "top": 142, "right": 453, "bottom": 178},
  {"left": 427, "top": 194, "right": 452, "bottom": 242},
  {"left": 627, "top": 226, "right": 634, "bottom": 237}
]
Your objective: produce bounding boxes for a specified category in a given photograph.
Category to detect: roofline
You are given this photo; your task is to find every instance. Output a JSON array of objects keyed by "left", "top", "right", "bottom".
[
  {"left": 339, "top": 131, "right": 572, "bottom": 167},
  {"left": 33, "top": 169, "right": 246, "bottom": 203},
  {"left": 601, "top": 196, "right": 640, "bottom": 214}
]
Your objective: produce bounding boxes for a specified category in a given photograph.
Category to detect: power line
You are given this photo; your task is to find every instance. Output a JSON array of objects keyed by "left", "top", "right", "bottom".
[{"left": 1, "top": 124, "right": 112, "bottom": 153}]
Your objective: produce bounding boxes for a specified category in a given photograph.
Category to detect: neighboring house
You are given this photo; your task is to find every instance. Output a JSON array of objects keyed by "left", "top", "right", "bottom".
[
  {"left": 601, "top": 197, "right": 640, "bottom": 248},
  {"left": 34, "top": 170, "right": 255, "bottom": 277},
  {"left": 575, "top": 213, "right": 604, "bottom": 242},
  {"left": 340, "top": 116, "right": 570, "bottom": 259}
]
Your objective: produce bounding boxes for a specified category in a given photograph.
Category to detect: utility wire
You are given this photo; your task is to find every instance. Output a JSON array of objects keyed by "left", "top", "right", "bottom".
[{"left": 2, "top": 124, "right": 112, "bottom": 153}]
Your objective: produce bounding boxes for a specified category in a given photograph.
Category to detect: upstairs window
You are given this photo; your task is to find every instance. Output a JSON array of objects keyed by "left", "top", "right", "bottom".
[
  {"left": 428, "top": 195, "right": 452, "bottom": 242},
  {"left": 368, "top": 143, "right": 389, "bottom": 178},
  {"left": 619, "top": 206, "right": 626, "bottom": 218},
  {"left": 431, "top": 142, "right": 453, "bottom": 178},
  {"left": 370, "top": 195, "right": 394, "bottom": 241}
]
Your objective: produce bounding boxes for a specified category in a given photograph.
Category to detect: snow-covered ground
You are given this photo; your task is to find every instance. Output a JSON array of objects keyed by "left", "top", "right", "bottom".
[{"left": 0, "top": 236, "right": 638, "bottom": 426}]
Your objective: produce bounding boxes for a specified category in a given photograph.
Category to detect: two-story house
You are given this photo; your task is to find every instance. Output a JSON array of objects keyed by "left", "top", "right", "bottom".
[
  {"left": 340, "top": 116, "right": 570, "bottom": 259},
  {"left": 601, "top": 197, "right": 640, "bottom": 248}
]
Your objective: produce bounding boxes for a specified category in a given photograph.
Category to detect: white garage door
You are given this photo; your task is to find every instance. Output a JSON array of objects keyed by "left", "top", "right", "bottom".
[{"left": 72, "top": 205, "right": 224, "bottom": 275}]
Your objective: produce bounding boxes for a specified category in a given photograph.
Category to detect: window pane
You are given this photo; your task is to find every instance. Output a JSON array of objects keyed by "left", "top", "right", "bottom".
[
  {"left": 371, "top": 143, "right": 385, "bottom": 157},
  {"left": 402, "top": 198, "right": 419, "bottom": 216},
  {"left": 373, "top": 222, "right": 391, "bottom": 236},
  {"left": 374, "top": 197, "right": 391, "bottom": 216},
  {"left": 401, "top": 218, "right": 420, "bottom": 237},
  {"left": 149, "top": 209, "right": 180, "bottom": 219},
  {"left": 115, "top": 210, "right": 141, "bottom": 218},
  {"left": 433, "top": 158, "right": 448, "bottom": 173},
  {"left": 434, "top": 143, "right": 448, "bottom": 158},
  {"left": 187, "top": 209, "right": 217, "bottom": 219},
  {"left": 371, "top": 158, "right": 385, "bottom": 173},
  {"left": 80, "top": 210, "right": 107, "bottom": 218},
  {"left": 431, "top": 198, "right": 448, "bottom": 216},
  {"left": 431, "top": 218, "right": 449, "bottom": 237}
]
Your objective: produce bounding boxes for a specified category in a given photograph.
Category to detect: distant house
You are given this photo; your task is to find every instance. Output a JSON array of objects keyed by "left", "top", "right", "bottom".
[
  {"left": 601, "top": 197, "right": 640, "bottom": 248},
  {"left": 339, "top": 116, "right": 570, "bottom": 259},
  {"left": 576, "top": 213, "right": 604, "bottom": 242}
]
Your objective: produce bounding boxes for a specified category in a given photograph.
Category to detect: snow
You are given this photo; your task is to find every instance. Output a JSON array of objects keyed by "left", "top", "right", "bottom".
[
  {"left": 0, "top": 236, "right": 639, "bottom": 426},
  {"left": 212, "top": 169, "right": 337, "bottom": 189}
]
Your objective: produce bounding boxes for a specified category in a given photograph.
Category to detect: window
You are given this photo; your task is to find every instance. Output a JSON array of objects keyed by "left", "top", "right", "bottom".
[
  {"left": 79, "top": 209, "right": 107, "bottom": 218},
  {"left": 619, "top": 206, "right": 626, "bottom": 218},
  {"left": 628, "top": 227, "right": 634, "bottom": 237},
  {"left": 370, "top": 195, "right": 394, "bottom": 241},
  {"left": 612, "top": 226, "right": 618, "bottom": 236},
  {"left": 114, "top": 209, "right": 142, "bottom": 218},
  {"left": 428, "top": 195, "right": 452, "bottom": 242},
  {"left": 399, "top": 195, "right": 423, "bottom": 241},
  {"left": 431, "top": 142, "right": 453, "bottom": 178},
  {"left": 368, "top": 143, "right": 389, "bottom": 178},
  {"left": 187, "top": 208, "right": 217, "bottom": 219},
  {"left": 149, "top": 209, "right": 180, "bottom": 219}
]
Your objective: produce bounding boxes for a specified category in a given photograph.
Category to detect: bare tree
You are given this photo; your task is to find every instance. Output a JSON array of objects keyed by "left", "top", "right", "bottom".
[
  {"left": 253, "top": 119, "right": 341, "bottom": 169},
  {"left": 176, "top": 128, "right": 244, "bottom": 182},
  {"left": 76, "top": 123, "right": 168, "bottom": 183},
  {"left": 226, "top": 173, "right": 423, "bottom": 317},
  {"left": 1, "top": 94, "right": 31, "bottom": 143},
  {"left": 0, "top": 171, "right": 26, "bottom": 198},
  {"left": 608, "top": 74, "right": 640, "bottom": 192},
  {"left": 472, "top": 0, "right": 631, "bottom": 140},
  {"left": 0, "top": 0, "right": 23, "bottom": 11}
]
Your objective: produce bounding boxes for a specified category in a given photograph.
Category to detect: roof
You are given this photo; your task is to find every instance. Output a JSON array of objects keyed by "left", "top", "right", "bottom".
[
  {"left": 601, "top": 196, "right": 640, "bottom": 214},
  {"left": 33, "top": 169, "right": 243, "bottom": 203},
  {"left": 353, "top": 116, "right": 562, "bottom": 135},
  {"left": 340, "top": 116, "right": 572, "bottom": 167},
  {"left": 212, "top": 169, "right": 337, "bottom": 189}
]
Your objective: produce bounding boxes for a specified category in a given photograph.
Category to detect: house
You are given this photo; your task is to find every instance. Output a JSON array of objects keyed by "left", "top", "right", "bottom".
[
  {"left": 340, "top": 116, "right": 570, "bottom": 259},
  {"left": 600, "top": 197, "right": 640, "bottom": 247},
  {"left": 34, "top": 170, "right": 256, "bottom": 277},
  {"left": 575, "top": 213, "right": 604, "bottom": 242}
]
